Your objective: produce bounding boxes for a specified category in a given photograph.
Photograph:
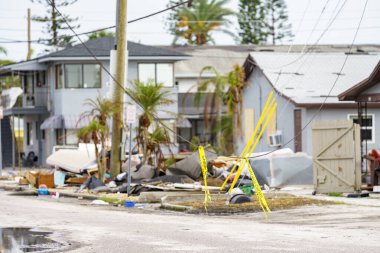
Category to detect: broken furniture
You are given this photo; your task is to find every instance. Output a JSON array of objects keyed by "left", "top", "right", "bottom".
[{"left": 22, "top": 152, "right": 38, "bottom": 167}]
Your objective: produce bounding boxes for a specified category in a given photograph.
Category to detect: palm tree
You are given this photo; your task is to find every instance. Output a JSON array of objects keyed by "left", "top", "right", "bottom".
[
  {"left": 126, "top": 80, "right": 174, "bottom": 165},
  {"left": 193, "top": 66, "right": 229, "bottom": 149},
  {"left": 186, "top": 65, "right": 246, "bottom": 155},
  {"left": 224, "top": 64, "right": 246, "bottom": 138},
  {"left": 169, "top": 0, "right": 235, "bottom": 45},
  {"left": 87, "top": 30, "right": 115, "bottom": 40},
  {"left": 78, "top": 120, "right": 107, "bottom": 180},
  {"left": 79, "top": 97, "right": 119, "bottom": 181}
]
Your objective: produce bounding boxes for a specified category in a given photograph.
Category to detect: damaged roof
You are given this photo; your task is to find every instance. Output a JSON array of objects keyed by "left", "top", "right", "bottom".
[
  {"left": 39, "top": 37, "right": 188, "bottom": 59},
  {"left": 246, "top": 52, "right": 380, "bottom": 105}
]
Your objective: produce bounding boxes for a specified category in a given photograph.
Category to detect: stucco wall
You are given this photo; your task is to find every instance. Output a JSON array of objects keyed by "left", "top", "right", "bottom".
[
  {"left": 304, "top": 108, "right": 380, "bottom": 154},
  {"left": 238, "top": 67, "right": 296, "bottom": 154}
]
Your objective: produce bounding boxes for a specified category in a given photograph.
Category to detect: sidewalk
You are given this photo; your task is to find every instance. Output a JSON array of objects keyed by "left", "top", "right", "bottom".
[{"left": 279, "top": 186, "right": 380, "bottom": 207}]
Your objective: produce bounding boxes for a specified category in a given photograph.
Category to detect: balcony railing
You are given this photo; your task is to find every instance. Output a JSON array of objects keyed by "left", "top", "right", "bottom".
[{"left": 23, "top": 89, "right": 48, "bottom": 107}]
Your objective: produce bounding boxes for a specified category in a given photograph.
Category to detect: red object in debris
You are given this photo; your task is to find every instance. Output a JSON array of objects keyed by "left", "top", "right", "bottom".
[
  {"left": 39, "top": 184, "right": 48, "bottom": 189},
  {"left": 228, "top": 174, "right": 235, "bottom": 183},
  {"left": 369, "top": 149, "right": 380, "bottom": 163}
]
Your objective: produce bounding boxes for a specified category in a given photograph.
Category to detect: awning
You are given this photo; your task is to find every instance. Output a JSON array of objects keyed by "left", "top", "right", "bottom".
[
  {"left": 40, "top": 115, "right": 63, "bottom": 129},
  {"left": 63, "top": 115, "right": 91, "bottom": 129},
  {"left": 41, "top": 115, "right": 91, "bottom": 129},
  {"left": 176, "top": 118, "right": 192, "bottom": 128}
]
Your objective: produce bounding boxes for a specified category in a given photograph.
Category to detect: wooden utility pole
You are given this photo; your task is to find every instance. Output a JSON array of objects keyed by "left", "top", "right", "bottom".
[
  {"left": 110, "top": 0, "right": 128, "bottom": 178},
  {"left": 27, "top": 8, "right": 32, "bottom": 60}
]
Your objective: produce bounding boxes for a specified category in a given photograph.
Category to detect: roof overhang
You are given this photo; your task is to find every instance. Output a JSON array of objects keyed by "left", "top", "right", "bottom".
[
  {"left": 339, "top": 60, "right": 380, "bottom": 101},
  {"left": 37, "top": 55, "right": 191, "bottom": 63},
  {"left": 0, "top": 60, "right": 47, "bottom": 74},
  {"left": 3, "top": 106, "right": 48, "bottom": 116}
]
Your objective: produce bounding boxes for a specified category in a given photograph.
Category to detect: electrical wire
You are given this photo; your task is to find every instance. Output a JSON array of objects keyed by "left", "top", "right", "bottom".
[
  {"left": 5, "top": 0, "right": 370, "bottom": 162},
  {"left": 46, "top": 0, "right": 202, "bottom": 153},
  {"left": 249, "top": 0, "right": 369, "bottom": 159},
  {"left": 0, "top": 1, "right": 189, "bottom": 44}
]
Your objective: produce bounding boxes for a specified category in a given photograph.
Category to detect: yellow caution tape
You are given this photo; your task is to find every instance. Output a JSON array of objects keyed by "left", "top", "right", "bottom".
[
  {"left": 228, "top": 102, "right": 278, "bottom": 192},
  {"left": 220, "top": 91, "right": 275, "bottom": 191},
  {"left": 246, "top": 158, "right": 271, "bottom": 218},
  {"left": 198, "top": 146, "right": 211, "bottom": 206}
]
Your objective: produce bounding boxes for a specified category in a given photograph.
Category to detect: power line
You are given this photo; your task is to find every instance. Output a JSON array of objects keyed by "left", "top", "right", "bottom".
[
  {"left": 0, "top": 1, "right": 189, "bottom": 45},
  {"left": 250, "top": 0, "right": 369, "bottom": 159},
  {"left": 46, "top": 0, "right": 203, "bottom": 153}
]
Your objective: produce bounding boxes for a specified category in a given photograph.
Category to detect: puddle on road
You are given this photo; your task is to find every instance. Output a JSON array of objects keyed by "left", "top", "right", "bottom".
[{"left": 0, "top": 227, "right": 67, "bottom": 253}]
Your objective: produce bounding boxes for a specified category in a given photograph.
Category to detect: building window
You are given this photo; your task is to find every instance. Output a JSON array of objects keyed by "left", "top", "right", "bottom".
[
  {"left": 26, "top": 122, "right": 33, "bottom": 146},
  {"left": 348, "top": 114, "right": 375, "bottom": 143},
  {"left": 56, "top": 64, "right": 101, "bottom": 89},
  {"left": 65, "top": 64, "right": 82, "bottom": 88},
  {"left": 138, "top": 63, "right": 173, "bottom": 87},
  {"left": 56, "top": 129, "right": 64, "bottom": 145},
  {"left": 64, "top": 64, "right": 101, "bottom": 89},
  {"left": 36, "top": 71, "right": 46, "bottom": 87},
  {"left": 55, "top": 129, "right": 79, "bottom": 145},
  {"left": 66, "top": 129, "right": 79, "bottom": 145},
  {"left": 55, "top": 65, "right": 63, "bottom": 89}
]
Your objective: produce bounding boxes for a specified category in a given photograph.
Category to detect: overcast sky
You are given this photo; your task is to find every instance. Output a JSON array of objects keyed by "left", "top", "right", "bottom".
[{"left": 0, "top": 0, "right": 379, "bottom": 61}]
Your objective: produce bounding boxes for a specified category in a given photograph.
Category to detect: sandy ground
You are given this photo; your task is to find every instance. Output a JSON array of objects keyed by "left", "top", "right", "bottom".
[{"left": 1, "top": 190, "right": 380, "bottom": 253}]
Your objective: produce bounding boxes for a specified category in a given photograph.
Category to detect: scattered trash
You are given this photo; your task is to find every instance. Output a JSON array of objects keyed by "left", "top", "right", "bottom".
[
  {"left": 54, "top": 171, "right": 67, "bottom": 187},
  {"left": 166, "top": 150, "right": 217, "bottom": 180},
  {"left": 131, "top": 164, "right": 155, "bottom": 180},
  {"left": 373, "top": 186, "right": 380, "bottom": 193},
  {"left": 26, "top": 171, "right": 55, "bottom": 188},
  {"left": 91, "top": 200, "right": 109, "bottom": 205},
  {"left": 51, "top": 192, "right": 60, "bottom": 199},
  {"left": 229, "top": 194, "right": 252, "bottom": 204},
  {"left": 239, "top": 185, "right": 254, "bottom": 195},
  {"left": 78, "top": 175, "right": 105, "bottom": 192},
  {"left": 37, "top": 188, "right": 49, "bottom": 196},
  {"left": 124, "top": 201, "right": 135, "bottom": 208},
  {"left": 230, "top": 188, "right": 244, "bottom": 195},
  {"left": 46, "top": 143, "right": 100, "bottom": 174},
  {"left": 347, "top": 192, "right": 370, "bottom": 198},
  {"left": 107, "top": 181, "right": 117, "bottom": 188}
]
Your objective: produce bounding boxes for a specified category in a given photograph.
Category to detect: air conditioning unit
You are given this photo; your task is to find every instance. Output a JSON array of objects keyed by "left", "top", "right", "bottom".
[{"left": 269, "top": 131, "right": 282, "bottom": 147}]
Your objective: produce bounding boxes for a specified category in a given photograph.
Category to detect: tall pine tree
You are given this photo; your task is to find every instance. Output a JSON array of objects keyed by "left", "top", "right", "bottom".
[
  {"left": 238, "top": 0, "right": 267, "bottom": 44},
  {"left": 31, "top": 0, "right": 80, "bottom": 47},
  {"left": 264, "top": 0, "right": 293, "bottom": 45}
]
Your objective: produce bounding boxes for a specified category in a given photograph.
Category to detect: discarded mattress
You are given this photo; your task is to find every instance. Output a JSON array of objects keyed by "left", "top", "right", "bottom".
[
  {"left": 247, "top": 148, "right": 313, "bottom": 188},
  {"left": 166, "top": 149, "right": 217, "bottom": 180},
  {"left": 46, "top": 149, "right": 97, "bottom": 174}
]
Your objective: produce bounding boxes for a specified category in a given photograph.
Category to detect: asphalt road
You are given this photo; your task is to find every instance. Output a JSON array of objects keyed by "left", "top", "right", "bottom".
[{"left": 0, "top": 190, "right": 379, "bottom": 253}]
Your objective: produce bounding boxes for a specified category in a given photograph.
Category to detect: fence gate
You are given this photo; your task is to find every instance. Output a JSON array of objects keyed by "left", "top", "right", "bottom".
[{"left": 312, "top": 120, "right": 361, "bottom": 193}]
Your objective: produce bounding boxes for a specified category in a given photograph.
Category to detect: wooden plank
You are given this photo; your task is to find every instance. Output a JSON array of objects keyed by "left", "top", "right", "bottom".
[
  {"left": 317, "top": 156, "right": 354, "bottom": 160},
  {"left": 294, "top": 109, "right": 302, "bottom": 152},
  {"left": 316, "top": 123, "right": 353, "bottom": 157},
  {"left": 354, "top": 123, "right": 362, "bottom": 191},
  {"left": 314, "top": 159, "right": 353, "bottom": 187},
  {"left": 244, "top": 108, "right": 254, "bottom": 144}
]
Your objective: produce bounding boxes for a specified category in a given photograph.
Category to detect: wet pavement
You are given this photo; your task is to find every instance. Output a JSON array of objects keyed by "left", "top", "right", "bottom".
[{"left": 0, "top": 227, "right": 66, "bottom": 253}]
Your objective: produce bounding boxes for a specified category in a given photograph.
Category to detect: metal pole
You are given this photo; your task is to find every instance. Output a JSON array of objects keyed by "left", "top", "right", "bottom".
[
  {"left": 12, "top": 116, "right": 15, "bottom": 169},
  {"left": 127, "top": 123, "right": 132, "bottom": 195}
]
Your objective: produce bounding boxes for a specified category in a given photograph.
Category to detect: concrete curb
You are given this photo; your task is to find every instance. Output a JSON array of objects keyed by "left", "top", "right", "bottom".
[{"left": 0, "top": 181, "right": 98, "bottom": 200}]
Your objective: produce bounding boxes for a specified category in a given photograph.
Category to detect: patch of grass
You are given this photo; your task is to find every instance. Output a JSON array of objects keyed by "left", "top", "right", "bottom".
[
  {"left": 99, "top": 196, "right": 125, "bottom": 205},
  {"left": 179, "top": 196, "right": 338, "bottom": 214},
  {"left": 327, "top": 192, "right": 343, "bottom": 197}
]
